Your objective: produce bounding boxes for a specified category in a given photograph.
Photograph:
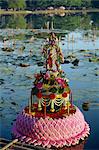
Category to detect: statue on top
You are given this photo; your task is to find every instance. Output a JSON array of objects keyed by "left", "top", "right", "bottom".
[{"left": 42, "top": 32, "right": 64, "bottom": 72}]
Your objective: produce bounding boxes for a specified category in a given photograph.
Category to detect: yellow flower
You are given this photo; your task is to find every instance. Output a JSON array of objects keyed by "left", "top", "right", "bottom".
[
  {"left": 31, "top": 112, "right": 35, "bottom": 116},
  {"left": 56, "top": 94, "right": 62, "bottom": 99},
  {"left": 43, "top": 84, "right": 49, "bottom": 89}
]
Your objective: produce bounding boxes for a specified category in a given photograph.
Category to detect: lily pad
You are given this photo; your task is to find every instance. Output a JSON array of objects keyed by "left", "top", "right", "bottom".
[
  {"left": 2, "top": 47, "right": 14, "bottom": 52},
  {"left": 89, "top": 57, "right": 99, "bottom": 63},
  {"left": 19, "top": 63, "right": 30, "bottom": 67},
  {"left": 0, "top": 79, "right": 5, "bottom": 85},
  {"left": 11, "top": 102, "right": 18, "bottom": 106}
]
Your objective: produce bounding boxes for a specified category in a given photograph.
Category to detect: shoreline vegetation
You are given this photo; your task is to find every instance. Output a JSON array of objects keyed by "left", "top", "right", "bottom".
[{"left": 0, "top": 8, "right": 99, "bottom": 15}]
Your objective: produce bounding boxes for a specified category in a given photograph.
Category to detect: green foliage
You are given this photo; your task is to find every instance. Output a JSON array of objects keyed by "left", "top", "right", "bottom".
[
  {"left": 1, "top": 13, "right": 98, "bottom": 30},
  {"left": 69, "top": 0, "right": 82, "bottom": 6},
  {"left": 8, "top": 0, "right": 26, "bottom": 10},
  {"left": 28, "top": 0, "right": 83, "bottom": 8},
  {"left": 49, "top": 87, "right": 57, "bottom": 93},
  {"left": 6, "top": 15, "right": 27, "bottom": 29},
  {"left": 8, "top": 0, "right": 16, "bottom": 9},
  {"left": 81, "top": 0, "right": 91, "bottom": 7},
  {"left": 54, "top": 15, "right": 81, "bottom": 31},
  {"left": 80, "top": 15, "right": 92, "bottom": 30},
  {"left": 58, "top": 87, "right": 64, "bottom": 94},
  {"left": 0, "top": 0, "right": 97, "bottom": 10}
]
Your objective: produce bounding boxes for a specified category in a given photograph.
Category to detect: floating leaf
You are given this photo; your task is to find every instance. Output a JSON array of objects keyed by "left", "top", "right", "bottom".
[
  {"left": 11, "top": 102, "right": 18, "bottom": 106},
  {"left": 58, "top": 87, "right": 64, "bottom": 94},
  {"left": 49, "top": 87, "right": 57, "bottom": 93}
]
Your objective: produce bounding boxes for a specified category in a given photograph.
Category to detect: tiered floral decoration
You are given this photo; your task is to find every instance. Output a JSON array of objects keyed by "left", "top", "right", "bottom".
[
  {"left": 30, "top": 33, "right": 72, "bottom": 113},
  {"left": 32, "top": 70, "right": 71, "bottom": 112}
]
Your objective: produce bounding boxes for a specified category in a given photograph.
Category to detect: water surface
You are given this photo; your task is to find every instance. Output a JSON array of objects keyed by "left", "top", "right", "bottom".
[{"left": 0, "top": 12, "right": 99, "bottom": 149}]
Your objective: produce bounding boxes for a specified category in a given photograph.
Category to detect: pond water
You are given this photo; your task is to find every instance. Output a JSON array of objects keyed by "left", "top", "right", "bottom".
[{"left": 0, "top": 12, "right": 99, "bottom": 149}]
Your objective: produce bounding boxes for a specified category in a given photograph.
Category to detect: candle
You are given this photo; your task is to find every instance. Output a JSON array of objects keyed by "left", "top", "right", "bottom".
[
  {"left": 50, "top": 100, "right": 55, "bottom": 112},
  {"left": 29, "top": 91, "right": 32, "bottom": 113},
  {"left": 29, "top": 97, "right": 31, "bottom": 114},
  {"left": 44, "top": 100, "right": 46, "bottom": 118},
  {"left": 67, "top": 101, "right": 70, "bottom": 115},
  {"left": 38, "top": 99, "right": 42, "bottom": 111},
  {"left": 70, "top": 90, "right": 73, "bottom": 107}
]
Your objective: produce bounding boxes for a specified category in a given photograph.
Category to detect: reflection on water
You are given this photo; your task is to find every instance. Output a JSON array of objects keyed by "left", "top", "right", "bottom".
[
  {"left": 0, "top": 12, "right": 99, "bottom": 149},
  {"left": 0, "top": 12, "right": 99, "bottom": 30}
]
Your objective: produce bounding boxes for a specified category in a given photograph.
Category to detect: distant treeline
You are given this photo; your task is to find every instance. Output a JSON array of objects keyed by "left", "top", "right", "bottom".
[{"left": 0, "top": 0, "right": 99, "bottom": 10}]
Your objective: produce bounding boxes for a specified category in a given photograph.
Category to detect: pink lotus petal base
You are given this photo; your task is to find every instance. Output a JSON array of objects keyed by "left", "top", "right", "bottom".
[{"left": 12, "top": 107, "right": 90, "bottom": 148}]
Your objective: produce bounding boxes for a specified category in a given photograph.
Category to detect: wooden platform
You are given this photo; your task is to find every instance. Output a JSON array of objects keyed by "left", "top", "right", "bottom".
[
  {"left": 0, "top": 138, "right": 48, "bottom": 150},
  {"left": 0, "top": 138, "right": 85, "bottom": 150}
]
